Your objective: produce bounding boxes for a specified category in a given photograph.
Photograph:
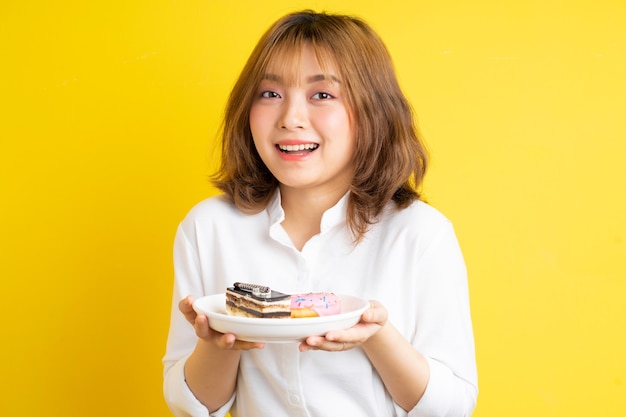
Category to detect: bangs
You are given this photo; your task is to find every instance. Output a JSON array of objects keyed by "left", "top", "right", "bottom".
[{"left": 261, "top": 39, "right": 340, "bottom": 86}]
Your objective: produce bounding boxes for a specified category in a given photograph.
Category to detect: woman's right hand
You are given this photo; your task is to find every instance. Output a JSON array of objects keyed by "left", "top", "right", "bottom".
[{"left": 179, "top": 295, "right": 265, "bottom": 350}]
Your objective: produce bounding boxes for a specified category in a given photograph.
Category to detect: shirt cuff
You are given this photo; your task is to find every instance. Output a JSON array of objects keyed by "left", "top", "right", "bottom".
[
  {"left": 164, "top": 353, "right": 235, "bottom": 417},
  {"left": 408, "top": 357, "right": 476, "bottom": 417}
]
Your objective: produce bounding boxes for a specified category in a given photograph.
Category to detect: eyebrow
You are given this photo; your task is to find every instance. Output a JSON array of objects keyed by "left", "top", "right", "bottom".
[
  {"left": 262, "top": 73, "right": 340, "bottom": 84},
  {"left": 306, "top": 74, "right": 340, "bottom": 83}
]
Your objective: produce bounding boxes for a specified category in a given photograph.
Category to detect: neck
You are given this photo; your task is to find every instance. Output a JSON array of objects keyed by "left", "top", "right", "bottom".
[{"left": 279, "top": 185, "right": 348, "bottom": 250}]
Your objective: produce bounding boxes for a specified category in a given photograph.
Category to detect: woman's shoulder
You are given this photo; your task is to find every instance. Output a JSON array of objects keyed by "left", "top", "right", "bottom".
[
  {"left": 180, "top": 194, "right": 243, "bottom": 224},
  {"left": 381, "top": 199, "right": 454, "bottom": 239},
  {"left": 392, "top": 199, "right": 451, "bottom": 225}
]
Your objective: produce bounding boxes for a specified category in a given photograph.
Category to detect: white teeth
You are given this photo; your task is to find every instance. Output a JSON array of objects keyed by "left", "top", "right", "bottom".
[{"left": 278, "top": 143, "right": 319, "bottom": 152}]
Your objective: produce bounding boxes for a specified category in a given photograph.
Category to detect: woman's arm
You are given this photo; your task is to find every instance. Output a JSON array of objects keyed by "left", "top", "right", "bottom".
[
  {"left": 163, "top": 221, "right": 265, "bottom": 416},
  {"left": 360, "top": 307, "right": 430, "bottom": 411},
  {"left": 179, "top": 296, "right": 264, "bottom": 413},
  {"left": 300, "top": 301, "right": 429, "bottom": 411}
]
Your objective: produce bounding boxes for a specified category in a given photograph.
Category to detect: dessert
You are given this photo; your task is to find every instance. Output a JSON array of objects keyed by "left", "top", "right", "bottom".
[
  {"left": 226, "top": 282, "right": 291, "bottom": 318},
  {"left": 225, "top": 282, "right": 341, "bottom": 319},
  {"left": 291, "top": 292, "right": 341, "bottom": 318}
]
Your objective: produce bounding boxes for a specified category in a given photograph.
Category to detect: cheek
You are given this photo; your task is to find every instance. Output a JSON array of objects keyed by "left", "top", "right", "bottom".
[
  {"left": 248, "top": 106, "right": 264, "bottom": 137},
  {"left": 319, "top": 108, "right": 352, "bottom": 134},
  {"left": 327, "top": 110, "right": 355, "bottom": 149},
  {"left": 249, "top": 108, "right": 276, "bottom": 162},
  {"left": 249, "top": 114, "right": 273, "bottom": 157}
]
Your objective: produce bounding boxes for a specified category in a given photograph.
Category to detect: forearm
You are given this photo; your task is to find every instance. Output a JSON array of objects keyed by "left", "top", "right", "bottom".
[
  {"left": 362, "top": 322, "right": 430, "bottom": 412},
  {"left": 184, "top": 339, "right": 241, "bottom": 412}
]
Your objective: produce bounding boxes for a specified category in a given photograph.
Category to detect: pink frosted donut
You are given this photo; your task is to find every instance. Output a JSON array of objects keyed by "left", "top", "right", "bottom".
[{"left": 290, "top": 292, "right": 341, "bottom": 318}]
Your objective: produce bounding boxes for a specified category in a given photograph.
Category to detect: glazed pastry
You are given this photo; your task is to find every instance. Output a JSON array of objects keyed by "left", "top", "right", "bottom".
[{"left": 290, "top": 292, "right": 341, "bottom": 318}]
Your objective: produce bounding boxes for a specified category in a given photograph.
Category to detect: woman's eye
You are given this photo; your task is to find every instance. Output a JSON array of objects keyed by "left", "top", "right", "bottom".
[
  {"left": 260, "top": 91, "right": 280, "bottom": 98},
  {"left": 312, "top": 92, "right": 333, "bottom": 100}
]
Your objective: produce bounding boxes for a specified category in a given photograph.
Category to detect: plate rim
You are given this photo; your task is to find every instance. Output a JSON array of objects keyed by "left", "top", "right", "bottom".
[{"left": 192, "top": 293, "right": 369, "bottom": 342}]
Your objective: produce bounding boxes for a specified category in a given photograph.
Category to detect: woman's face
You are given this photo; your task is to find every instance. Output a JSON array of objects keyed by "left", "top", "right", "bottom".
[{"left": 249, "top": 44, "right": 355, "bottom": 197}]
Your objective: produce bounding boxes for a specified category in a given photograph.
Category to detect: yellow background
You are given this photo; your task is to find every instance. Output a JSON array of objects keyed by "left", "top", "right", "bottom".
[{"left": 1, "top": 1, "right": 625, "bottom": 416}]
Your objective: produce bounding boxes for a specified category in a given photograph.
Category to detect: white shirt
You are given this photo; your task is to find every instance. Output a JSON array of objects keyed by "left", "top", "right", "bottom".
[{"left": 163, "top": 191, "right": 478, "bottom": 417}]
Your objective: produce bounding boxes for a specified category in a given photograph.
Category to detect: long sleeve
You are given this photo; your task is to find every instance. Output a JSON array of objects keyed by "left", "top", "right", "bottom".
[
  {"left": 162, "top": 224, "right": 234, "bottom": 417},
  {"left": 406, "top": 221, "right": 478, "bottom": 416}
]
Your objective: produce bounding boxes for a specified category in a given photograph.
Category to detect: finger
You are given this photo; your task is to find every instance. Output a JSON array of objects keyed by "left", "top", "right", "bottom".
[
  {"left": 193, "top": 313, "right": 211, "bottom": 339},
  {"left": 215, "top": 332, "right": 237, "bottom": 348},
  {"left": 324, "top": 319, "right": 382, "bottom": 345},
  {"left": 178, "top": 296, "right": 197, "bottom": 324},
  {"left": 325, "top": 325, "right": 368, "bottom": 343},
  {"left": 302, "top": 335, "right": 326, "bottom": 349},
  {"left": 212, "top": 332, "right": 265, "bottom": 351},
  {"left": 322, "top": 339, "right": 352, "bottom": 352},
  {"left": 233, "top": 340, "right": 266, "bottom": 351},
  {"left": 362, "top": 300, "right": 388, "bottom": 325},
  {"left": 302, "top": 336, "right": 351, "bottom": 352},
  {"left": 179, "top": 295, "right": 194, "bottom": 312}
]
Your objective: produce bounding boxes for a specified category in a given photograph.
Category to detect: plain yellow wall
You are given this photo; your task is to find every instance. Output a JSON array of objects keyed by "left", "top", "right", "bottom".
[{"left": 1, "top": 1, "right": 625, "bottom": 416}]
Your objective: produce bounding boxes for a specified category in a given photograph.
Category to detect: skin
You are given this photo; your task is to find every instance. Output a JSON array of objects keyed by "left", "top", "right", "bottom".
[{"left": 182, "top": 44, "right": 430, "bottom": 413}]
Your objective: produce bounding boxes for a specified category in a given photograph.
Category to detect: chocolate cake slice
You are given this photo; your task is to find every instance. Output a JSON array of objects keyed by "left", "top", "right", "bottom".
[{"left": 225, "top": 282, "right": 291, "bottom": 318}]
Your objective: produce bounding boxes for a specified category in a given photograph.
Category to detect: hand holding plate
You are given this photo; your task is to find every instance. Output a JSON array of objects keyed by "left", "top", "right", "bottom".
[
  {"left": 180, "top": 295, "right": 265, "bottom": 350},
  {"left": 300, "top": 300, "right": 388, "bottom": 352}
]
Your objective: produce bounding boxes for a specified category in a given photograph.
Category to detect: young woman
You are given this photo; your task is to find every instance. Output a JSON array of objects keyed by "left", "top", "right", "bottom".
[{"left": 163, "top": 10, "right": 477, "bottom": 417}]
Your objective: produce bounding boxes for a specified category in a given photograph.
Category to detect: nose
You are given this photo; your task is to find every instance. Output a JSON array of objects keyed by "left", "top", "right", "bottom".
[{"left": 279, "top": 96, "right": 308, "bottom": 130}]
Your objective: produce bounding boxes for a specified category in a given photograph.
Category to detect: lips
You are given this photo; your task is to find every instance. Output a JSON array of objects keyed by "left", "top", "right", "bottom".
[{"left": 277, "top": 143, "right": 320, "bottom": 154}]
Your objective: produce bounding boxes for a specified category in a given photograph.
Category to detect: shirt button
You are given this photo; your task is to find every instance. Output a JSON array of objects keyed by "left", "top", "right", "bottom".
[{"left": 289, "top": 394, "right": 300, "bottom": 404}]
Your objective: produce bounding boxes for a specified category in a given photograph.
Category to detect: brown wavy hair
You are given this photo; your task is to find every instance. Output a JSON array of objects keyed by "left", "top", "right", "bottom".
[{"left": 212, "top": 10, "right": 428, "bottom": 242}]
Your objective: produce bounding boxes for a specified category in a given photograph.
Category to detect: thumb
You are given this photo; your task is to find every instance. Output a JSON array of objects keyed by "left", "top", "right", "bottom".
[{"left": 362, "top": 300, "right": 388, "bottom": 325}]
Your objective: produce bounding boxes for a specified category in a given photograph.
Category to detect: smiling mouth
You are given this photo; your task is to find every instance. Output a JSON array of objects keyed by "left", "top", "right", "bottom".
[{"left": 277, "top": 143, "right": 319, "bottom": 154}]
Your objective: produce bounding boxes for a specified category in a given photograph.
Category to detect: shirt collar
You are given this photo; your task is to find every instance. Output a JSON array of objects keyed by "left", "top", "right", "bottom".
[{"left": 266, "top": 189, "right": 349, "bottom": 234}]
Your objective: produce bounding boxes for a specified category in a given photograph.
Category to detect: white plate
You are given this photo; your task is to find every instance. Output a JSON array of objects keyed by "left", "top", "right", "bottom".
[{"left": 192, "top": 293, "right": 369, "bottom": 343}]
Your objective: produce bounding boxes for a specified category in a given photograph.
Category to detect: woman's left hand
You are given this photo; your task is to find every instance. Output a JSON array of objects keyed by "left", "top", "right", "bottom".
[{"left": 299, "top": 300, "right": 388, "bottom": 352}]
